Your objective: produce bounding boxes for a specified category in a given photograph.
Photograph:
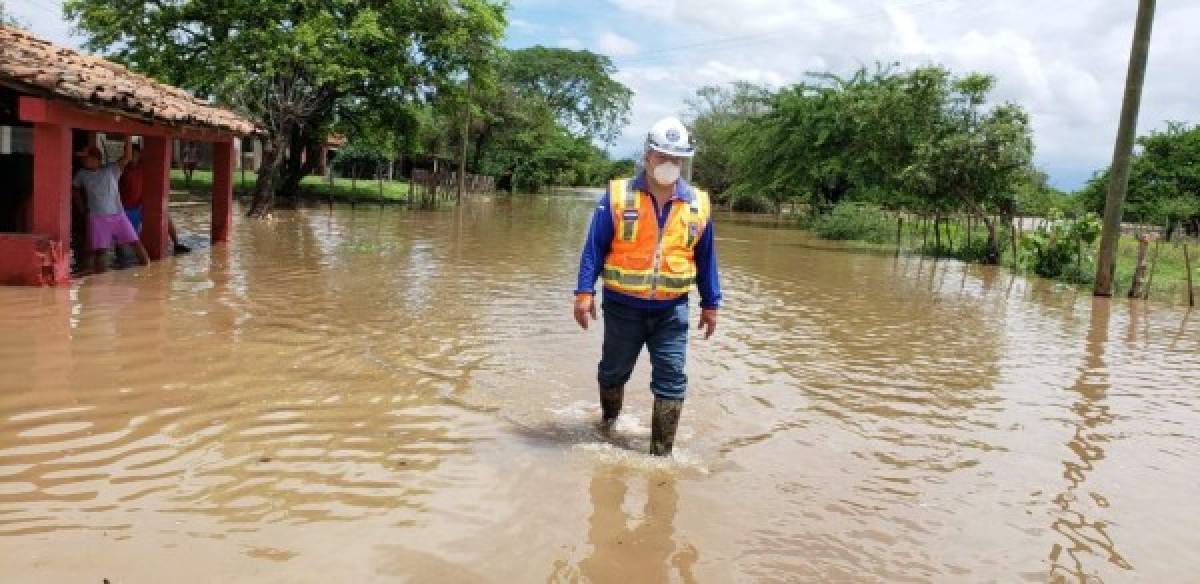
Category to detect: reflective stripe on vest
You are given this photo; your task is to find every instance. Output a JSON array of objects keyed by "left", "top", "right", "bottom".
[
  {"left": 603, "top": 178, "right": 710, "bottom": 300},
  {"left": 617, "top": 179, "right": 641, "bottom": 242}
]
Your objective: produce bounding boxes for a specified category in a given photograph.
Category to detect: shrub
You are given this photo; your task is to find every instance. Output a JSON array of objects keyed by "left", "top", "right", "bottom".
[
  {"left": 811, "top": 202, "right": 893, "bottom": 243},
  {"left": 1021, "top": 211, "right": 1101, "bottom": 279},
  {"left": 730, "top": 194, "right": 774, "bottom": 213}
]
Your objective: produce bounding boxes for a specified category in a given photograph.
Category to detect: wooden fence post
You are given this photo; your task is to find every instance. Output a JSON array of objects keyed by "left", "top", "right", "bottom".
[
  {"left": 1143, "top": 238, "right": 1161, "bottom": 300},
  {"left": 1128, "top": 233, "right": 1154, "bottom": 299},
  {"left": 1011, "top": 219, "right": 1020, "bottom": 269},
  {"left": 1185, "top": 243, "right": 1196, "bottom": 307}
]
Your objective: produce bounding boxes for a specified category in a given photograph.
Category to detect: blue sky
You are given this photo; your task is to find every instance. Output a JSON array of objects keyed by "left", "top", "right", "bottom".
[{"left": 10, "top": 0, "right": 1200, "bottom": 191}]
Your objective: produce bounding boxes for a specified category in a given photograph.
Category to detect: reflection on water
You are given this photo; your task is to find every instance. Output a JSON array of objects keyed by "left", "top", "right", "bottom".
[
  {"left": 548, "top": 467, "right": 698, "bottom": 583},
  {"left": 0, "top": 197, "right": 1198, "bottom": 582},
  {"left": 1048, "top": 300, "right": 1129, "bottom": 581}
]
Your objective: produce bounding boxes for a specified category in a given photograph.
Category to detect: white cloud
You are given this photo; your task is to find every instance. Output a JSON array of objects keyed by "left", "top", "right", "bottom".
[
  {"left": 695, "top": 60, "right": 786, "bottom": 87},
  {"left": 557, "top": 36, "right": 583, "bottom": 50},
  {"left": 596, "top": 30, "right": 639, "bottom": 57},
  {"left": 510, "top": 18, "right": 539, "bottom": 32}
]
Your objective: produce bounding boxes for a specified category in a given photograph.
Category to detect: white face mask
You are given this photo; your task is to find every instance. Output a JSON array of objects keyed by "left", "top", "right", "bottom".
[{"left": 652, "top": 161, "right": 681, "bottom": 185}]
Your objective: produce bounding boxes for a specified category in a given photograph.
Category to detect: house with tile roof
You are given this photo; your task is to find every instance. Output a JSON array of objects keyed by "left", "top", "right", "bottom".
[{"left": 0, "top": 25, "right": 254, "bottom": 285}]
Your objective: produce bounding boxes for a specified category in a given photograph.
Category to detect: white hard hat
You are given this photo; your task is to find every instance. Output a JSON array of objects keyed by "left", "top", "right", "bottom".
[{"left": 645, "top": 117, "right": 695, "bottom": 158}]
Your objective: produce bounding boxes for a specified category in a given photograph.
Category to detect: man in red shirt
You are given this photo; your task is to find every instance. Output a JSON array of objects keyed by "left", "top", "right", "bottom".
[{"left": 119, "top": 144, "right": 191, "bottom": 254}]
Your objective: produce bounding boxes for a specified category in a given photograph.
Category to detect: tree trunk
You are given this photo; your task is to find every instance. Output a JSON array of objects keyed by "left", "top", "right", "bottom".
[
  {"left": 247, "top": 134, "right": 288, "bottom": 218},
  {"left": 980, "top": 213, "right": 1000, "bottom": 265},
  {"left": 276, "top": 130, "right": 321, "bottom": 201}
]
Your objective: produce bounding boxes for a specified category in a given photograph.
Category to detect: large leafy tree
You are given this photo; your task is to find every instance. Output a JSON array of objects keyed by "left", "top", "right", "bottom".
[
  {"left": 710, "top": 64, "right": 1035, "bottom": 260},
  {"left": 726, "top": 65, "right": 952, "bottom": 213},
  {"left": 903, "top": 73, "right": 1034, "bottom": 263},
  {"left": 471, "top": 46, "right": 632, "bottom": 192},
  {"left": 501, "top": 46, "right": 632, "bottom": 148},
  {"left": 65, "top": 0, "right": 506, "bottom": 216},
  {"left": 1078, "top": 122, "right": 1200, "bottom": 239}
]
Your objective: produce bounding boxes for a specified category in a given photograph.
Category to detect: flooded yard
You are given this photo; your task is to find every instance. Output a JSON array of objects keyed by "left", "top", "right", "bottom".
[{"left": 1, "top": 195, "right": 1198, "bottom": 582}]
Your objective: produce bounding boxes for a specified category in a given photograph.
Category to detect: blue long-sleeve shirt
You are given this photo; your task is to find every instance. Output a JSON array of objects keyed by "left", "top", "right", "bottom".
[{"left": 575, "top": 173, "right": 722, "bottom": 310}]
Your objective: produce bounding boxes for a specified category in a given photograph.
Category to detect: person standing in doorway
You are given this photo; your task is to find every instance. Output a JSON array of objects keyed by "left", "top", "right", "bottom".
[
  {"left": 74, "top": 136, "right": 149, "bottom": 273},
  {"left": 573, "top": 117, "right": 721, "bottom": 456},
  {"left": 119, "top": 143, "right": 191, "bottom": 254}
]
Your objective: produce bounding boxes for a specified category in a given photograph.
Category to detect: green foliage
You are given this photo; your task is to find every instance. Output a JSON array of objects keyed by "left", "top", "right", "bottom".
[
  {"left": 901, "top": 74, "right": 1033, "bottom": 263},
  {"left": 728, "top": 65, "right": 952, "bottom": 211},
  {"left": 65, "top": 0, "right": 505, "bottom": 104},
  {"left": 684, "top": 82, "right": 770, "bottom": 201},
  {"left": 66, "top": 0, "right": 506, "bottom": 212},
  {"left": 811, "top": 202, "right": 893, "bottom": 243},
  {"left": 605, "top": 159, "right": 637, "bottom": 182},
  {"left": 1078, "top": 122, "right": 1200, "bottom": 232},
  {"left": 949, "top": 233, "right": 1006, "bottom": 264},
  {"left": 501, "top": 46, "right": 632, "bottom": 147},
  {"left": 1016, "top": 169, "right": 1072, "bottom": 216},
  {"left": 473, "top": 46, "right": 632, "bottom": 192},
  {"left": 713, "top": 64, "right": 1035, "bottom": 260},
  {"left": 1021, "top": 211, "right": 1102, "bottom": 281},
  {"left": 697, "top": 64, "right": 1035, "bottom": 264},
  {"left": 729, "top": 194, "right": 773, "bottom": 214}
]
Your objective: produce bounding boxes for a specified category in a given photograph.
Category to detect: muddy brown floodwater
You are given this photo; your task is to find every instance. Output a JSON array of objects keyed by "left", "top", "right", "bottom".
[{"left": 1, "top": 195, "right": 1199, "bottom": 583}]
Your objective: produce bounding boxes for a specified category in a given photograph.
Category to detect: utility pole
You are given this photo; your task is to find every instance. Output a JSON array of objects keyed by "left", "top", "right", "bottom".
[{"left": 1094, "top": 0, "right": 1156, "bottom": 296}]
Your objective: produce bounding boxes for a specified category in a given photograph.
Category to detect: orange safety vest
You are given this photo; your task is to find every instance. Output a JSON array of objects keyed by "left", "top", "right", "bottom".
[{"left": 602, "top": 178, "right": 711, "bottom": 300}]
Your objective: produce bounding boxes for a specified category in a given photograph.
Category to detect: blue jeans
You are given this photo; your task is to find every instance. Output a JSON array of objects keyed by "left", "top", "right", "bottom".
[
  {"left": 124, "top": 206, "right": 143, "bottom": 233},
  {"left": 598, "top": 299, "right": 689, "bottom": 400}
]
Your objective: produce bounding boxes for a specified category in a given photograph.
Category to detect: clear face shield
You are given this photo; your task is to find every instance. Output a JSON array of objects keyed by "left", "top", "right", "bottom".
[{"left": 644, "top": 145, "right": 695, "bottom": 184}]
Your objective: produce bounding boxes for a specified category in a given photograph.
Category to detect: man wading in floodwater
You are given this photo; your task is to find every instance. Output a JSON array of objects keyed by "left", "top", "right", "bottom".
[{"left": 574, "top": 117, "right": 721, "bottom": 456}]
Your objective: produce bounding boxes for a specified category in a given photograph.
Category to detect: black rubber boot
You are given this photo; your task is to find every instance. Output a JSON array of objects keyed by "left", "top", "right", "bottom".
[
  {"left": 599, "top": 385, "right": 624, "bottom": 429},
  {"left": 650, "top": 397, "right": 684, "bottom": 456}
]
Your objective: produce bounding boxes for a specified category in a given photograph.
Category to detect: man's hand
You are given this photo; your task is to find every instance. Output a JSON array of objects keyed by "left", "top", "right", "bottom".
[
  {"left": 699, "top": 308, "right": 718, "bottom": 340},
  {"left": 574, "top": 294, "right": 598, "bottom": 330}
]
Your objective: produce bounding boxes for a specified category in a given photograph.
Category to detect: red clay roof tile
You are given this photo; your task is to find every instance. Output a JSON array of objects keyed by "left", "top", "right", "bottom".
[{"left": 0, "top": 25, "right": 255, "bottom": 134}]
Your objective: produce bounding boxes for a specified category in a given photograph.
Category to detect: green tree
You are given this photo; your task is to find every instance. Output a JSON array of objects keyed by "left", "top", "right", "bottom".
[
  {"left": 903, "top": 74, "right": 1033, "bottom": 263},
  {"left": 726, "top": 65, "right": 950, "bottom": 214},
  {"left": 1078, "top": 122, "right": 1200, "bottom": 239},
  {"left": 472, "top": 47, "right": 632, "bottom": 192},
  {"left": 65, "top": 0, "right": 506, "bottom": 216},
  {"left": 1015, "top": 169, "right": 1071, "bottom": 217},
  {"left": 501, "top": 46, "right": 632, "bottom": 148},
  {"left": 683, "top": 82, "right": 769, "bottom": 202}
]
